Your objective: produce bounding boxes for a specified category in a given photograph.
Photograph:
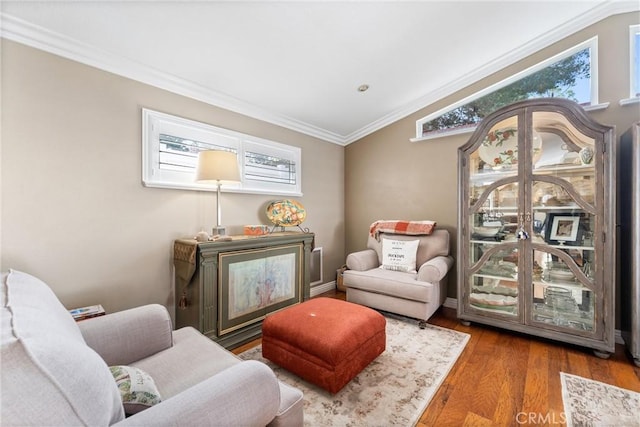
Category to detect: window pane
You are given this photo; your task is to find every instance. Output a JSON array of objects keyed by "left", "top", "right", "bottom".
[
  {"left": 158, "top": 134, "right": 235, "bottom": 173},
  {"left": 244, "top": 152, "right": 297, "bottom": 185},
  {"left": 420, "top": 45, "right": 593, "bottom": 137}
]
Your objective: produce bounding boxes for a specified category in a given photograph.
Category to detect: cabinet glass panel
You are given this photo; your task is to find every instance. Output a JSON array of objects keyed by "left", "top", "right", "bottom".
[
  {"left": 468, "top": 116, "right": 521, "bottom": 243},
  {"left": 469, "top": 183, "right": 519, "bottom": 240},
  {"left": 532, "top": 180, "right": 594, "bottom": 211},
  {"left": 469, "top": 117, "right": 519, "bottom": 175},
  {"left": 531, "top": 249, "right": 595, "bottom": 331},
  {"left": 532, "top": 111, "right": 596, "bottom": 205},
  {"left": 469, "top": 246, "right": 519, "bottom": 316},
  {"left": 531, "top": 180, "right": 596, "bottom": 248}
]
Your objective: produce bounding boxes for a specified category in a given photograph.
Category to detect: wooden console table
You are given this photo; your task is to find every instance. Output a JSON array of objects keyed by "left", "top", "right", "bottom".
[{"left": 173, "top": 232, "right": 314, "bottom": 349}]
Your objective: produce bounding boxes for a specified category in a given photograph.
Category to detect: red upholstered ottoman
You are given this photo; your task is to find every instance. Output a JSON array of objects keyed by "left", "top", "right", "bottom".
[{"left": 261, "top": 297, "right": 386, "bottom": 394}]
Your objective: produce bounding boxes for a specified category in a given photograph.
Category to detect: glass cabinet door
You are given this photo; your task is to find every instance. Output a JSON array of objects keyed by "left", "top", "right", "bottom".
[
  {"left": 464, "top": 109, "right": 600, "bottom": 331},
  {"left": 466, "top": 115, "right": 522, "bottom": 320},
  {"left": 531, "top": 248, "right": 595, "bottom": 331},
  {"left": 528, "top": 110, "right": 598, "bottom": 335}
]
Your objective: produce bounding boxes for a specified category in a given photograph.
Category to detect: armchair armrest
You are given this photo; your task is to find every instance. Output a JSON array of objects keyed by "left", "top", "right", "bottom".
[
  {"left": 78, "top": 304, "right": 173, "bottom": 366},
  {"left": 115, "top": 361, "right": 281, "bottom": 427},
  {"left": 346, "top": 249, "right": 379, "bottom": 271},
  {"left": 417, "top": 255, "right": 454, "bottom": 283}
]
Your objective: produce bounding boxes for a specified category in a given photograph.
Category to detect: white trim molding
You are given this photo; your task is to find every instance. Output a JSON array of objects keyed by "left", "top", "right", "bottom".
[
  {"left": 310, "top": 281, "right": 336, "bottom": 297},
  {"left": 619, "top": 97, "right": 640, "bottom": 106},
  {"left": 443, "top": 297, "right": 458, "bottom": 310}
]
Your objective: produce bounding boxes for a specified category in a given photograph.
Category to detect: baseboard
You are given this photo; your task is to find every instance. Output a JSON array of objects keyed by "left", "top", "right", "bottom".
[
  {"left": 443, "top": 297, "right": 457, "bottom": 309},
  {"left": 443, "top": 297, "right": 624, "bottom": 345},
  {"left": 310, "top": 281, "right": 336, "bottom": 297}
]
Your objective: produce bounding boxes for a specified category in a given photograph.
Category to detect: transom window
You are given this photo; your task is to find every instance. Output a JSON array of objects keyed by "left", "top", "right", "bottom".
[
  {"left": 142, "top": 109, "right": 302, "bottom": 196},
  {"left": 416, "top": 38, "right": 598, "bottom": 140}
]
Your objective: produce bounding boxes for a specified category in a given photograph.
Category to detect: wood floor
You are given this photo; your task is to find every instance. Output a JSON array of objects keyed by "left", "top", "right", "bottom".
[{"left": 233, "top": 290, "right": 640, "bottom": 426}]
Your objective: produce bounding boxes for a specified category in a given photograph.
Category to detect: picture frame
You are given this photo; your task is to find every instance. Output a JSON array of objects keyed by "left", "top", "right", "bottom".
[
  {"left": 544, "top": 213, "right": 583, "bottom": 245},
  {"left": 218, "top": 243, "right": 303, "bottom": 336}
]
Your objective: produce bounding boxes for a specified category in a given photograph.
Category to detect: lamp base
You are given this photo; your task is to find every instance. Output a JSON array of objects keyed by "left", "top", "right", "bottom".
[{"left": 212, "top": 226, "right": 226, "bottom": 236}]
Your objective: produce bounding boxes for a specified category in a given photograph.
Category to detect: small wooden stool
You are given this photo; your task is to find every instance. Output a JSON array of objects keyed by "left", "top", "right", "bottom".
[{"left": 261, "top": 297, "right": 386, "bottom": 393}]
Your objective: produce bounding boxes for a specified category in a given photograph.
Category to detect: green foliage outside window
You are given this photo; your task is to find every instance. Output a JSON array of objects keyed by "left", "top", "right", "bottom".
[{"left": 422, "top": 48, "right": 591, "bottom": 136}]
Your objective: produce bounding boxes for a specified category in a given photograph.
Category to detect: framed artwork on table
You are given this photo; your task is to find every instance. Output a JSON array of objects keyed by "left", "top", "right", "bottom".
[
  {"left": 218, "top": 243, "right": 303, "bottom": 336},
  {"left": 544, "top": 213, "right": 583, "bottom": 245}
]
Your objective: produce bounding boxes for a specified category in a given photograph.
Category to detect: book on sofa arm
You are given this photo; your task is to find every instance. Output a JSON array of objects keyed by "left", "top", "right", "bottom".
[{"left": 69, "top": 304, "right": 105, "bottom": 321}]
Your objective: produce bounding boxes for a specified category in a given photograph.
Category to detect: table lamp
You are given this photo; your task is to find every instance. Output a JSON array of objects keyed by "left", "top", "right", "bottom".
[{"left": 195, "top": 150, "right": 240, "bottom": 236}]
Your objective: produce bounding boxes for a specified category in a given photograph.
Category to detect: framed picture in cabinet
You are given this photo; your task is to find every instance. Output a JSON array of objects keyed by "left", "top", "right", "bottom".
[
  {"left": 218, "top": 243, "right": 303, "bottom": 336},
  {"left": 544, "top": 213, "right": 583, "bottom": 245}
]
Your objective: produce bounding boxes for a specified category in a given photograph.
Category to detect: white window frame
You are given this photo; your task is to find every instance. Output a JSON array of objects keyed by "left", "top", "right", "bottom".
[
  {"left": 414, "top": 38, "right": 603, "bottom": 141},
  {"left": 142, "top": 109, "right": 302, "bottom": 196},
  {"left": 621, "top": 24, "right": 640, "bottom": 106}
]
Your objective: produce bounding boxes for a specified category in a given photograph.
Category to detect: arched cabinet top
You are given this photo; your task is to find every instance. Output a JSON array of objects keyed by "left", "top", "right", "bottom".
[{"left": 459, "top": 98, "right": 613, "bottom": 155}]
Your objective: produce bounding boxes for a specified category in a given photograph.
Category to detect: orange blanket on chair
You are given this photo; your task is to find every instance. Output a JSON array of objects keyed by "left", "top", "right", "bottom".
[{"left": 369, "top": 220, "right": 437, "bottom": 239}]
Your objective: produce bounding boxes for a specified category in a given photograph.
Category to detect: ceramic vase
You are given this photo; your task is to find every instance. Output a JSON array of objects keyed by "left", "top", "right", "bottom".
[{"left": 579, "top": 147, "right": 594, "bottom": 165}]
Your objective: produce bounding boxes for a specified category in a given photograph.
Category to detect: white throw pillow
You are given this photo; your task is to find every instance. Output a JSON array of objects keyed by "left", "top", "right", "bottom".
[
  {"left": 110, "top": 365, "right": 162, "bottom": 415},
  {"left": 380, "top": 239, "right": 420, "bottom": 273}
]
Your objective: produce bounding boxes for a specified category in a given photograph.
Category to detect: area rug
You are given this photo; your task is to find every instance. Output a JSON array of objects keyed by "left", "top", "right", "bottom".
[
  {"left": 561, "top": 372, "right": 640, "bottom": 427},
  {"left": 238, "top": 314, "right": 470, "bottom": 426}
]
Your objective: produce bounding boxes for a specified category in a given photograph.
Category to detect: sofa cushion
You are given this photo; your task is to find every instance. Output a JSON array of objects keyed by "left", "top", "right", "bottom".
[
  {"left": 380, "top": 238, "right": 419, "bottom": 273},
  {"left": 343, "top": 268, "right": 436, "bottom": 303},
  {"left": 133, "top": 327, "right": 303, "bottom": 425},
  {"left": 131, "top": 326, "right": 242, "bottom": 399},
  {"left": 110, "top": 365, "right": 162, "bottom": 415},
  {"left": 1, "top": 270, "right": 124, "bottom": 426}
]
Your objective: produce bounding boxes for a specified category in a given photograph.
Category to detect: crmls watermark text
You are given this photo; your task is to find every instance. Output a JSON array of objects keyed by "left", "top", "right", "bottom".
[{"left": 516, "top": 412, "right": 567, "bottom": 425}]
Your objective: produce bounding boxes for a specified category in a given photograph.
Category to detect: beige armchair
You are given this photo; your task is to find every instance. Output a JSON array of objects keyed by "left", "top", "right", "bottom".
[
  {"left": 1, "top": 269, "right": 303, "bottom": 426},
  {"left": 343, "top": 228, "right": 453, "bottom": 327}
]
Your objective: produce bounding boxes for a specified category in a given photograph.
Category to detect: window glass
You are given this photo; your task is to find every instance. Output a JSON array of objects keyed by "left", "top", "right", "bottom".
[
  {"left": 631, "top": 25, "right": 640, "bottom": 98},
  {"left": 417, "top": 40, "right": 596, "bottom": 138},
  {"left": 242, "top": 137, "right": 300, "bottom": 193},
  {"left": 245, "top": 152, "right": 296, "bottom": 185},
  {"left": 158, "top": 134, "right": 235, "bottom": 173}
]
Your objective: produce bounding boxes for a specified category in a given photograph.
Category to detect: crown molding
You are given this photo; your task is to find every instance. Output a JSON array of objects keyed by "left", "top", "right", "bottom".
[
  {"left": 2, "top": 2, "right": 637, "bottom": 148},
  {"left": 0, "top": 13, "right": 347, "bottom": 146},
  {"left": 344, "top": 1, "right": 640, "bottom": 145}
]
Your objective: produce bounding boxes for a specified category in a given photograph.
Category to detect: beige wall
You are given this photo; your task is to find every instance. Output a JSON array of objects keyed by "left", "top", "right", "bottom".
[
  {"left": 1, "top": 40, "right": 345, "bottom": 316},
  {"left": 345, "top": 12, "right": 640, "bottom": 300}
]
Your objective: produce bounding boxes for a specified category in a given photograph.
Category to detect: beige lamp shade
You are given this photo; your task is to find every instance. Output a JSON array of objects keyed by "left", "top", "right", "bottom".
[{"left": 195, "top": 150, "right": 240, "bottom": 183}]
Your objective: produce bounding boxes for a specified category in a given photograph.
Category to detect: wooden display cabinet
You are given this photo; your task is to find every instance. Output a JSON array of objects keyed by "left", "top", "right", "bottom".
[{"left": 457, "top": 98, "right": 615, "bottom": 357}]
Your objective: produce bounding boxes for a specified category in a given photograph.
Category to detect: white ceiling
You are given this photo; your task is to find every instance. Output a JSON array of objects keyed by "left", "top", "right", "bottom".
[{"left": 1, "top": 1, "right": 638, "bottom": 145}]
